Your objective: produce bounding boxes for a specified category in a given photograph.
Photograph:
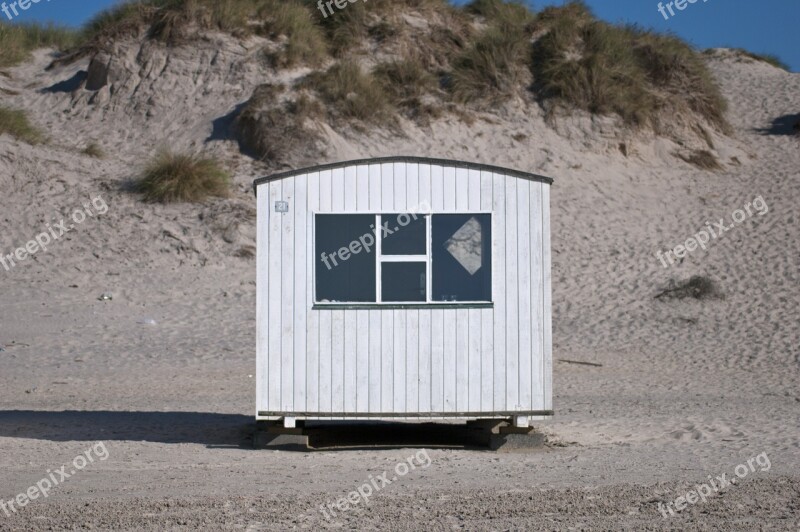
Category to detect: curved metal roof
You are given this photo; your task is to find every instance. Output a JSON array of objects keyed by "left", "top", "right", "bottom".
[{"left": 252, "top": 156, "right": 554, "bottom": 194}]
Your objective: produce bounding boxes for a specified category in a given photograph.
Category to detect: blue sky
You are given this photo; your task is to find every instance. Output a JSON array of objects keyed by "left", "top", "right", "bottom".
[{"left": 5, "top": 0, "right": 798, "bottom": 71}]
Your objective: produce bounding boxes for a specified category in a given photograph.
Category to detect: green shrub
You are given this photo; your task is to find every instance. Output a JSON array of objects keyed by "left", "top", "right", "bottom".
[
  {"left": 136, "top": 149, "right": 231, "bottom": 203},
  {"left": 0, "top": 106, "right": 44, "bottom": 144}
]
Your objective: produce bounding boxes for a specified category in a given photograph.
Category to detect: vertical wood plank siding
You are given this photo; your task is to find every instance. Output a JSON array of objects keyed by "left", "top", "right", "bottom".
[{"left": 256, "top": 162, "right": 551, "bottom": 417}]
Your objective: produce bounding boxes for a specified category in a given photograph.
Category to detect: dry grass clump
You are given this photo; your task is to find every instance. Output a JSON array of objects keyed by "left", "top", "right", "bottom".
[
  {"left": 448, "top": 0, "right": 533, "bottom": 103},
  {"left": 261, "top": 1, "right": 328, "bottom": 68},
  {"left": 677, "top": 149, "right": 721, "bottom": 170},
  {"left": 655, "top": 276, "right": 722, "bottom": 301},
  {"left": 82, "top": 0, "right": 269, "bottom": 43},
  {"left": 82, "top": 142, "right": 106, "bottom": 158},
  {"left": 726, "top": 48, "right": 790, "bottom": 71},
  {"left": 531, "top": 1, "right": 728, "bottom": 132},
  {"left": 312, "top": 0, "right": 376, "bottom": 56},
  {"left": 236, "top": 84, "right": 324, "bottom": 160},
  {"left": 532, "top": 14, "right": 654, "bottom": 125},
  {"left": 234, "top": 245, "right": 256, "bottom": 259},
  {"left": 634, "top": 31, "right": 729, "bottom": 131},
  {"left": 135, "top": 149, "right": 230, "bottom": 203},
  {"left": 80, "top": 1, "right": 156, "bottom": 44},
  {"left": 77, "top": 0, "right": 382, "bottom": 58},
  {"left": 86, "top": 0, "right": 268, "bottom": 44},
  {"left": 237, "top": 58, "right": 430, "bottom": 161},
  {"left": 0, "top": 106, "right": 44, "bottom": 144},
  {"left": 375, "top": 58, "right": 437, "bottom": 102},
  {"left": 55, "top": 0, "right": 736, "bottom": 156},
  {"left": 310, "top": 0, "right": 452, "bottom": 56},
  {"left": 304, "top": 61, "right": 391, "bottom": 122},
  {"left": 375, "top": 57, "right": 442, "bottom": 121},
  {"left": 0, "top": 22, "right": 77, "bottom": 68},
  {"left": 465, "top": 0, "right": 534, "bottom": 26},
  {"left": 73, "top": 0, "right": 329, "bottom": 67},
  {"left": 448, "top": 27, "right": 529, "bottom": 103}
]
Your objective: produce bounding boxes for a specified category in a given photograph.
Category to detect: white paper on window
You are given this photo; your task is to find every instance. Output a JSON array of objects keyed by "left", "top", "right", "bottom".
[{"left": 445, "top": 216, "right": 483, "bottom": 275}]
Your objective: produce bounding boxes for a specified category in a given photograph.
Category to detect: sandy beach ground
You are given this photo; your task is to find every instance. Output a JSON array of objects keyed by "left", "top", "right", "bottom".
[{"left": 0, "top": 37, "right": 798, "bottom": 530}]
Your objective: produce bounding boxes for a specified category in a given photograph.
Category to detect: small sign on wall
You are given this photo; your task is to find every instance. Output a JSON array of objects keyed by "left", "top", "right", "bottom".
[{"left": 275, "top": 201, "right": 289, "bottom": 213}]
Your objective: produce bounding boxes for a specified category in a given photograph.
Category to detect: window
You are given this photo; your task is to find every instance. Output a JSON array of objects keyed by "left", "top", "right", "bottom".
[
  {"left": 315, "top": 213, "right": 492, "bottom": 304},
  {"left": 432, "top": 214, "right": 492, "bottom": 302},
  {"left": 315, "top": 215, "right": 376, "bottom": 302}
]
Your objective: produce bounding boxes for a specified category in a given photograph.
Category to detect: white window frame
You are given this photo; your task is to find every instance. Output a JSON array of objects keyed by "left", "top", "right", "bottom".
[
  {"left": 376, "top": 213, "right": 429, "bottom": 303},
  {"left": 313, "top": 211, "right": 493, "bottom": 307}
]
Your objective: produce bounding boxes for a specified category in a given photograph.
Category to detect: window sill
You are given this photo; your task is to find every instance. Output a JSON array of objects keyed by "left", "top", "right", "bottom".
[{"left": 313, "top": 302, "right": 494, "bottom": 310}]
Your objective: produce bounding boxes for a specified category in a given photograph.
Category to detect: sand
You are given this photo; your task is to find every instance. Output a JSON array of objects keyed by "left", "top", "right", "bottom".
[{"left": 0, "top": 37, "right": 798, "bottom": 530}]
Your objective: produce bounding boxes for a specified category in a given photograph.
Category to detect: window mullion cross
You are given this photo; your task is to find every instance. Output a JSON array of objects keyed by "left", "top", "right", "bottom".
[{"left": 375, "top": 214, "right": 382, "bottom": 303}]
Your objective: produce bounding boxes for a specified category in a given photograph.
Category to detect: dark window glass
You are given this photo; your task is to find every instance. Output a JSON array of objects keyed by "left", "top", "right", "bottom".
[
  {"left": 316, "top": 215, "right": 376, "bottom": 302},
  {"left": 381, "top": 262, "right": 426, "bottom": 302},
  {"left": 381, "top": 214, "right": 427, "bottom": 255},
  {"left": 432, "top": 214, "right": 492, "bottom": 302}
]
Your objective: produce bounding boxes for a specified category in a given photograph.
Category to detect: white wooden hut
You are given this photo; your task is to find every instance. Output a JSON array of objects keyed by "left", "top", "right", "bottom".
[{"left": 254, "top": 157, "right": 553, "bottom": 428}]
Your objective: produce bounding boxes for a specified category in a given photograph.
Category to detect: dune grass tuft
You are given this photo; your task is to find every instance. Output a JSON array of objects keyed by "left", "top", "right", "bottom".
[
  {"left": 634, "top": 31, "right": 729, "bottom": 131},
  {"left": 82, "top": 0, "right": 268, "bottom": 44},
  {"left": 312, "top": 0, "right": 375, "bottom": 56},
  {"left": 80, "top": 2, "right": 154, "bottom": 44},
  {"left": 532, "top": 16, "right": 653, "bottom": 125},
  {"left": 655, "top": 275, "right": 722, "bottom": 301},
  {"left": 75, "top": 0, "right": 330, "bottom": 68},
  {"left": 0, "top": 21, "right": 77, "bottom": 68},
  {"left": 677, "top": 149, "right": 721, "bottom": 170},
  {"left": 305, "top": 61, "right": 391, "bottom": 122},
  {"left": 0, "top": 106, "right": 44, "bottom": 144},
  {"left": 236, "top": 83, "right": 324, "bottom": 161},
  {"left": 62, "top": 0, "right": 737, "bottom": 157},
  {"left": 729, "top": 48, "right": 790, "bottom": 71},
  {"left": 136, "top": 149, "right": 230, "bottom": 203},
  {"left": 374, "top": 57, "right": 442, "bottom": 121},
  {"left": 449, "top": 1, "right": 533, "bottom": 103},
  {"left": 260, "top": 0, "right": 328, "bottom": 68},
  {"left": 82, "top": 142, "right": 106, "bottom": 158},
  {"left": 375, "top": 58, "right": 437, "bottom": 102},
  {"left": 465, "top": 0, "right": 534, "bottom": 25},
  {"left": 449, "top": 28, "right": 528, "bottom": 103},
  {"left": 749, "top": 53, "right": 789, "bottom": 71},
  {"left": 531, "top": 1, "right": 728, "bottom": 131}
]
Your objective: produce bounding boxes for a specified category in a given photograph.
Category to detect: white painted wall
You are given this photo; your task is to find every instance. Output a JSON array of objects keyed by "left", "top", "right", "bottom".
[{"left": 256, "top": 159, "right": 552, "bottom": 420}]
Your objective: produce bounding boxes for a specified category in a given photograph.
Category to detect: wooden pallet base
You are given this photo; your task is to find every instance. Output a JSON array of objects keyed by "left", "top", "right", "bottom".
[{"left": 252, "top": 420, "right": 547, "bottom": 451}]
